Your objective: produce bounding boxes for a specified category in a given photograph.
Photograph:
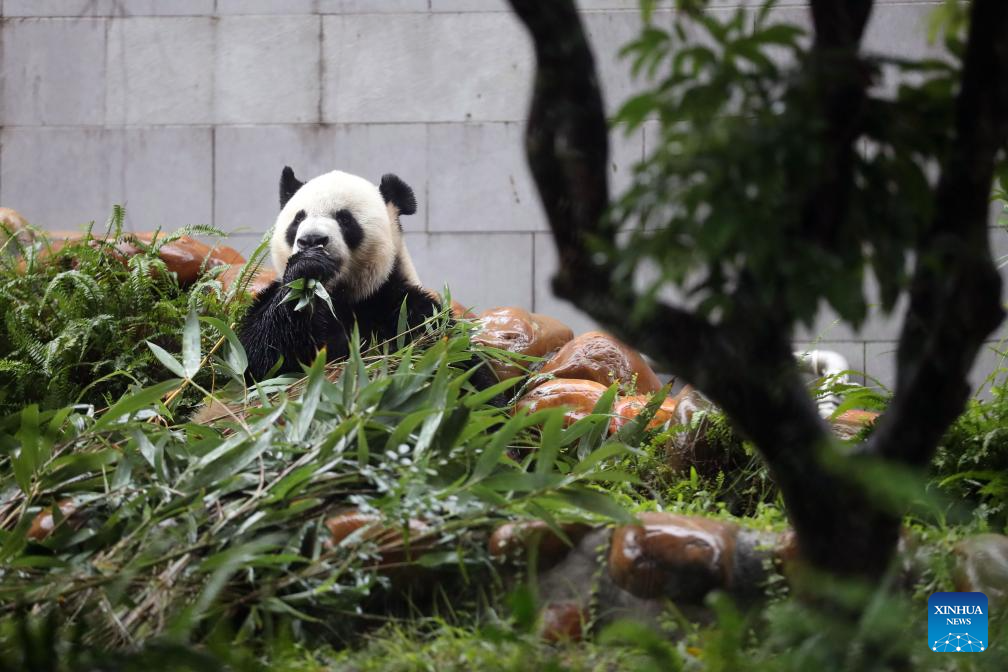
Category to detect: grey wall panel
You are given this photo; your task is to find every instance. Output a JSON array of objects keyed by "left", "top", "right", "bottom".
[
  {"left": 105, "top": 17, "right": 215, "bottom": 125},
  {"left": 215, "top": 15, "right": 321, "bottom": 124},
  {"left": 2, "top": 17, "right": 106, "bottom": 125},
  {"left": 0, "top": 0, "right": 1003, "bottom": 395}
]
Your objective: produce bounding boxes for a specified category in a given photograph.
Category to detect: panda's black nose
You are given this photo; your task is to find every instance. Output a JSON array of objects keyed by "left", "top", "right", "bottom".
[{"left": 296, "top": 234, "right": 329, "bottom": 249}]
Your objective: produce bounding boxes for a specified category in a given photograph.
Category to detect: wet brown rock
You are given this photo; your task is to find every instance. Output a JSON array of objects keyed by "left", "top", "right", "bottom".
[
  {"left": 206, "top": 244, "right": 245, "bottom": 267},
  {"left": 515, "top": 378, "right": 609, "bottom": 427},
  {"left": 324, "top": 510, "right": 432, "bottom": 567},
  {"left": 218, "top": 264, "right": 278, "bottom": 296},
  {"left": 27, "top": 499, "right": 78, "bottom": 541},
  {"left": 831, "top": 409, "right": 880, "bottom": 440},
  {"left": 489, "top": 520, "right": 592, "bottom": 568},
  {"left": 539, "top": 331, "right": 662, "bottom": 394},
  {"left": 0, "top": 208, "right": 32, "bottom": 247},
  {"left": 422, "top": 290, "right": 477, "bottom": 320},
  {"left": 671, "top": 386, "right": 713, "bottom": 425},
  {"left": 608, "top": 512, "right": 738, "bottom": 600},
  {"left": 14, "top": 230, "right": 238, "bottom": 287},
  {"left": 450, "top": 299, "right": 476, "bottom": 320},
  {"left": 13, "top": 235, "right": 94, "bottom": 272},
  {"left": 663, "top": 386, "right": 726, "bottom": 473},
  {"left": 473, "top": 307, "right": 574, "bottom": 380},
  {"left": 953, "top": 534, "right": 1008, "bottom": 606},
  {"left": 127, "top": 233, "right": 220, "bottom": 286},
  {"left": 610, "top": 394, "right": 680, "bottom": 434},
  {"left": 540, "top": 602, "right": 587, "bottom": 642}
]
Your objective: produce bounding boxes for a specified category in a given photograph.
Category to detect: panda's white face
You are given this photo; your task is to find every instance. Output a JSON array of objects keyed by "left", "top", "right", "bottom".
[{"left": 271, "top": 170, "right": 397, "bottom": 301}]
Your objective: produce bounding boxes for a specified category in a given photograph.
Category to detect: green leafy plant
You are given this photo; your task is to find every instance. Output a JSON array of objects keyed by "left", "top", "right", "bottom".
[
  {"left": 931, "top": 362, "right": 1008, "bottom": 527},
  {"left": 0, "top": 208, "right": 261, "bottom": 415}
]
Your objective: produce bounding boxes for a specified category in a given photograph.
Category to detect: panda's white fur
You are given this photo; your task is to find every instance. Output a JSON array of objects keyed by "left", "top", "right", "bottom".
[{"left": 270, "top": 170, "right": 419, "bottom": 302}]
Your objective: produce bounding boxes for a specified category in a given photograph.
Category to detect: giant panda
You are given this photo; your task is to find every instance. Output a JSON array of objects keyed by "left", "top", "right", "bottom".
[{"left": 239, "top": 167, "right": 497, "bottom": 393}]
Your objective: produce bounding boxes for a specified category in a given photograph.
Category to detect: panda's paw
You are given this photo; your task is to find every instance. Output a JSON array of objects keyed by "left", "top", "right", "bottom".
[{"left": 283, "top": 247, "right": 340, "bottom": 283}]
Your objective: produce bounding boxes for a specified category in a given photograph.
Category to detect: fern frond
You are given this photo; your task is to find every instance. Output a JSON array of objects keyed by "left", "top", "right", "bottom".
[
  {"left": 148, "top": 224, "right": 228, "bottom": 251},
  {"left": 43, "top": 270, "right": 107, "bottom": 309}
]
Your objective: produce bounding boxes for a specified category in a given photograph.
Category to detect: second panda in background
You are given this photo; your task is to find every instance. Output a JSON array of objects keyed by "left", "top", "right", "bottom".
[{"left": 240, "top": 167, "right": 498, "bottom": 394}]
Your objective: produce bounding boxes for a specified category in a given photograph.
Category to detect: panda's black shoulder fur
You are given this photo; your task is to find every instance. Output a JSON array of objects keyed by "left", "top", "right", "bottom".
[{"left": 240, "top": 259, "right": 439, "bottom": 381}]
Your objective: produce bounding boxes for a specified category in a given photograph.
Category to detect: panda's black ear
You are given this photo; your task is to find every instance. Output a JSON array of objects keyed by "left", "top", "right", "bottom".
[
  {"left": 379, "top": 174, "right": 417, "bottom": 217},
  {"left": 279, "top": 166, "right": 305, "bottom": 209}
]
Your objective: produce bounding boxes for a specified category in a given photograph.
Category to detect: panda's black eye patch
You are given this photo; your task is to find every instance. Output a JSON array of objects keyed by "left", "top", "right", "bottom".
[
  {"left": 335, "top": 209, "right": 363, "bottom": 250},
  {"left": 285, "top": 210, "right": 307, "bottom": 248}
]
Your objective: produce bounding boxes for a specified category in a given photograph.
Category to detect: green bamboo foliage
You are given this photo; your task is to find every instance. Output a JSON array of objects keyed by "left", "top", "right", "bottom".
[{"left": 0, "top": 309, "right": 648, "bottom": 649}]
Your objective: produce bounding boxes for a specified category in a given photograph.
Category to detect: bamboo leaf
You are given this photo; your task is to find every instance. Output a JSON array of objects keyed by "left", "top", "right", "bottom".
[
  {"left": 92, "top": 378, "right": 182, "bottom": 431},
  {"left": 182, "top": 308, "right": 201, "bottom": 378},
  {"left": 200, "top": 316, "right": 248, "bottom": 376},
  {"left": 535, "top": 408, "right": 565, "bottom": 475},
  {"left": 293, "top": 350, "right": 327, "bottom": 442},
  {"left": 557, "top": 487, "right": 635, "bottom": 524},
  {"left": 146, "top": 341, "right": 187, "bottom": 379}
]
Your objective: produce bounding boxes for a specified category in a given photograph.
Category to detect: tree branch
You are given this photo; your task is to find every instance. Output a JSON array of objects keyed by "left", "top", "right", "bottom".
[
  {"left": 506, "top": 0, "right": 893, "bottom": 574},
  {"left": 506, "top": 0, "right": 796, "bottom": 404},
  {"left": 809, "top": 0, "right": 874, "bottom": 48},
  {"left": 870, "top": 0, "right": 1008, "bottom": 464},
  {"left": 802, "top": 0, "right": 875, "bottom": 248}
]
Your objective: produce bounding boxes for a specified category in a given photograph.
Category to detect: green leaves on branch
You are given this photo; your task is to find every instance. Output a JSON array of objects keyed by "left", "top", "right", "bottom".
[{"left": 610, "top": 0, "right": 966, "bottom": 330}]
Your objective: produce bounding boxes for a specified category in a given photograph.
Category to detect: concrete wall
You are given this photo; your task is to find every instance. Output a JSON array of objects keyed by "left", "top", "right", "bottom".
[{"left": 1, "top": 0, "right": 1005, "bottom": 392}]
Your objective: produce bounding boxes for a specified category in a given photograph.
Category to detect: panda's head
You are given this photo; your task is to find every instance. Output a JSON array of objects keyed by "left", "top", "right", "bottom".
[{"left": 271, "top": 167, "right": 418, "bottom": 300}]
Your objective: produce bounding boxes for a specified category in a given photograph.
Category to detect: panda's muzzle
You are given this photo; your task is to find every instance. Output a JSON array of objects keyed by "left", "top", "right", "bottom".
[
  {"left": 296, "top": 233, "right": 329, "bottom": 250},
  {"left": 286, "top": 245, "right": 341, "bottom": 284}
]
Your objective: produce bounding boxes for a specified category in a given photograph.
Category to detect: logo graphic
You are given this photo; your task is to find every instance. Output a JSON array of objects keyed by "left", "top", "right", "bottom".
[{"left": 929, "top": 592, "right": 988, "bottom": 653}]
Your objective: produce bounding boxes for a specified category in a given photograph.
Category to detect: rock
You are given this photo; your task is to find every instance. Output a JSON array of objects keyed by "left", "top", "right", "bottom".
[
  {"left": 536, "top": 527, "right": 671, "bottom": 629},
  {"left": 218, "top": 263, "right": 278, "bottom": 296},
  {"left": 13, "top": 236, "right": 92, "bottom": 272},
  {"left": 671, "top": 385, "right": 713, "bottom": 426},
  {"left": 451, "top": 299, "right": 476, "bottom": 320},
  {"left": 608, "top": 512, "right": 739, "bottom": 601},
  {"left": 27, "top": 499, "right": 78, "bottom": 541},
  {"left": 324, "top": 510, "right": 432, "bottom": 567},
  {"left": 527, "top": 521, "right": 781, "bottom": 633},
  {"left": 775, "top": 529, "right": 800, "bottom": 573},
  {"left": 540, "top": 602, "right": 587, "bottom": 642},
  {"left": 0, "top": 208, "right": 32, "bottom": 248},
  {"left": 662, "top": 386, "right": 727, "bottom": 473},
  {"left": 206, "top": 244, "right": 245, "bottom": 267},
  {"left": 489, "top": 520, "right": 592, "bottom": 568},
  {"left": 831, "top": 409, "right": 880, "bottom": 440},
  {"left": 610, "top": 394, "right": 680, "bottom": 434},
  {"left": 538, "top": 331, "right": 662, "bottom": 394},
  {"left": 953, "top": 534, "right": 1008, "bottom": 607},
  {"left": 422, "top": 290, "right": 477, "bottom": 320},
  {"left": 473, "top": 307, "right": 574, "bottom": 380},
  {"left": 125, "top": 233, "right": 221, "bottom": 286},
  {"left": 14, "top": 230, "right": 240, "bottom": 288},
  {"left": 515, "top": 378, "right": 610, "bottom": 426}
]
